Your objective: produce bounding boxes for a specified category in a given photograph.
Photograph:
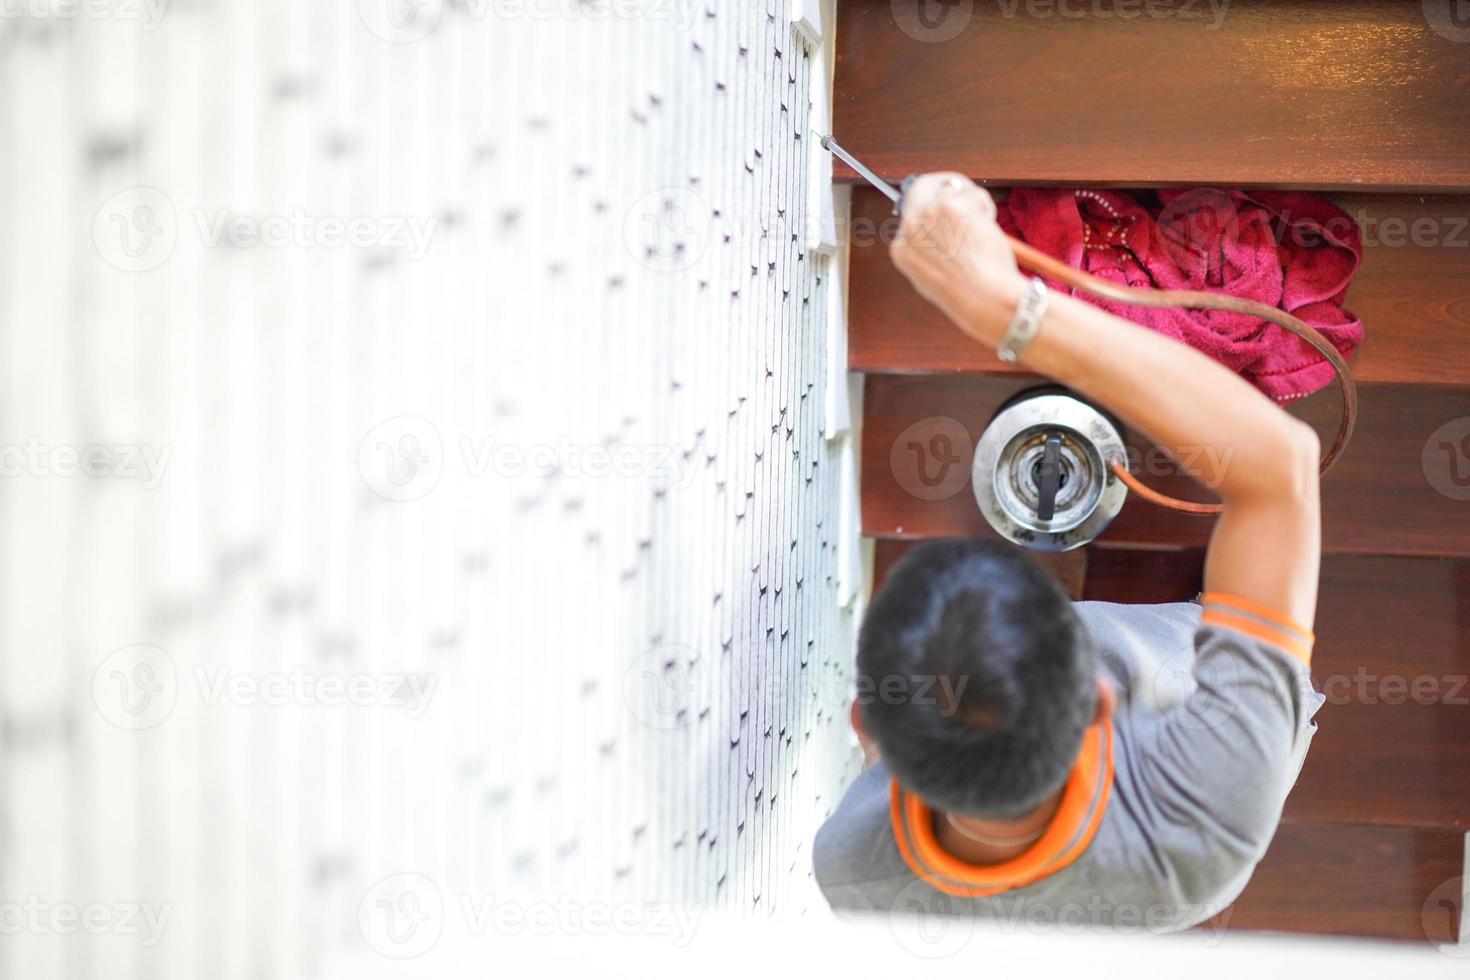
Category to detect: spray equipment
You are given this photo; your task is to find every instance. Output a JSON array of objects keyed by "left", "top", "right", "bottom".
[
  {"left": 821, "top": 134, "right": 1358, "bottom": 525},
  {"left": 973, "top": 387, "right": 1127, "bottom": 551}
]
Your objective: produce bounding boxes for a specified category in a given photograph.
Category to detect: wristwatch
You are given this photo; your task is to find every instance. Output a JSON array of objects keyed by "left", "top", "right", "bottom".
[{"left": 997, "top": 277, "right": 1049, "bottom": 364}]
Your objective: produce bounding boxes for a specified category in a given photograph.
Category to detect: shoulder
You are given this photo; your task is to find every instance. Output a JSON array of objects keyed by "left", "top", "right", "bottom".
[{"left": 813, "top": 764, "right": 903, "bottom": 892}]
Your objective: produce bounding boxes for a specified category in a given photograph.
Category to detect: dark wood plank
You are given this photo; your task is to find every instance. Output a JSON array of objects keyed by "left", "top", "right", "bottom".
[
  {"left": 872, "top": 538, "right": 1088, "bottom": 599},
  {"left": 835, "top": 0, "right": 1470, "bottom": 192},
  {"left": 1291, "top": 703, "right": 1470, "bottom": 830},
  {"left": 861, "top": 375, "right": 1470, "bottom": 556},
  {"left": 1082, "top": 547, "right": 1205, "bottom": 604},
  {"left": 848, "top": 188, "right": 1470, "bottom": 387},
  {"left": 1207, "top": 822, "right": 1464, "bottom": 943}
]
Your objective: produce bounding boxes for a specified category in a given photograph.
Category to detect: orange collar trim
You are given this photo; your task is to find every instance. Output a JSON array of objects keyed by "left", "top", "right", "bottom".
[{"left": 889, "top": 719, "right": 1114, "bottom": 898}]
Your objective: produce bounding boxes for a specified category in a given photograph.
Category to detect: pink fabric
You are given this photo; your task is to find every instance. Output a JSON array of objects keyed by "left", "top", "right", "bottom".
[{"left": 996, "top": 188, "right": 1363, "bottom": 400}]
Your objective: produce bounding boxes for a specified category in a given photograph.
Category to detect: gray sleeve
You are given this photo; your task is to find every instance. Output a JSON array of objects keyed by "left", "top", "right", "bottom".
[{"left": 1131, "top": 624, "right": 1321, "bottom": 893}]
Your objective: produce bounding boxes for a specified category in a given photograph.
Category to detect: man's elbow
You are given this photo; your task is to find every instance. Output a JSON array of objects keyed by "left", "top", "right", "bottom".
[
  {"left": 1229, "top": 419, "right": 1320, "bottom": 503},
  {"left": 1278, "top": 421, "right": 1321, "bottom": 502}
]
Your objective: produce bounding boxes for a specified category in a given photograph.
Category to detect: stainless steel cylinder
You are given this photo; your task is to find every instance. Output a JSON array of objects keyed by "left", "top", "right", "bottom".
[{"left": 972, "top": 391, "right": 1128, "bottom": 551}]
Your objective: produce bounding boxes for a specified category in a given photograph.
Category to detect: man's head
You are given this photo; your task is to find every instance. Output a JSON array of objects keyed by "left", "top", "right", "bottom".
[{"left": 856, "top": 538, "right": 1101, "bottom": 819}]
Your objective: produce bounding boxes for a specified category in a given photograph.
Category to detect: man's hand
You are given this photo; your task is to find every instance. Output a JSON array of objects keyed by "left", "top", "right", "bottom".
[
  {"left": 887, "top": 172, "right": 1322, "bottom": 631},
  {"left": 889, "top": 173, "right": 1026, "bottom": 348}
]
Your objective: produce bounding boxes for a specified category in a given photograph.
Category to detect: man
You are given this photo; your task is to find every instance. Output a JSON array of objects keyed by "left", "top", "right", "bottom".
[{"left": 813, "top": 174, "right": 1325, "bottom": 932}]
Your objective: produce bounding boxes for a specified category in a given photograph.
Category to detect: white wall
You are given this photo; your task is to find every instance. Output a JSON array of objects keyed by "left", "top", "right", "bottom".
[{"left": 0, "top": 2, "right": 860, "bottom": 976}]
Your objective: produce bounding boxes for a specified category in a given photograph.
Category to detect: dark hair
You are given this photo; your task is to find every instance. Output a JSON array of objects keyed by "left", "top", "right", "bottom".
[{"left": 857, "top": 538, "right": 1095, "bottom": 819}]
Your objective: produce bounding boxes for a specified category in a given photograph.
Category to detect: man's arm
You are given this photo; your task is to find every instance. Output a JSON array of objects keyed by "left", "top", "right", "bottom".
[{"left": 889, "top": 175, "right": 1321, "bottom": 633}]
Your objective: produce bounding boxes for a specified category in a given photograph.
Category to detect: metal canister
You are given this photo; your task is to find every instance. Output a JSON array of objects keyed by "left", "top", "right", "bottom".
[{"left": 972, "top": 389, "right": 1128, "bottom": 551}]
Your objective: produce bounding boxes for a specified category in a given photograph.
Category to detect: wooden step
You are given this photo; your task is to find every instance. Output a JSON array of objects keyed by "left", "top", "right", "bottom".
[
  {"left": 1207, "top": 821, "right": 1463, "bottom": 943},
  {"left": 834, "top": 0, "right": 1470, "bottom": 192},
  {"left": 847, "top": 189, "right": 1470, "bottom": 387},
  {"left": 878, "top": 542, "right": 1470, "bottom": 828},
  {"left": 861, "top": 375, "right": 1470, "bottom": 556}
]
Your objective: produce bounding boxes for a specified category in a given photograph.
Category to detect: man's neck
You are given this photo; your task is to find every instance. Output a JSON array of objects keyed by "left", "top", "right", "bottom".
[{"left": 933, "top": 787, "right": 1066, "bottom": 865}]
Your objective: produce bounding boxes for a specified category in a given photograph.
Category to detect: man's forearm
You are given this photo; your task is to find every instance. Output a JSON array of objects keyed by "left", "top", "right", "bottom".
[{"left": 958, "top": 282, "right": 1319, "bottom": 504}]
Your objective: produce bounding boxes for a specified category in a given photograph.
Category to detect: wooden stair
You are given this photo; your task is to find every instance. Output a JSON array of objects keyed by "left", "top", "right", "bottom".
[{"left": 839, "top": 0, "right": 1469, "bottom": 945}]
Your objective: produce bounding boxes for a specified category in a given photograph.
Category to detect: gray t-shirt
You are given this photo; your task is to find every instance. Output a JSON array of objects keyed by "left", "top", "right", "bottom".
[{"left": 813, "top": 597, "right": 1323, "bottom": 933}]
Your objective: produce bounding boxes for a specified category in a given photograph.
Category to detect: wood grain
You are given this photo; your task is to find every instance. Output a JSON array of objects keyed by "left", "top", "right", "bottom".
[
  {"left": 835, "top": 0, "right": 1470, "bottom": 192},
  {"left": 1207, "top": 822, "right": 1463, "bottom": 943},
  {"left": 861, "top": 375, "right": 1470, "bottom": 556},
  {"left": 847, "top": 189, "right": 1470, "bottom": 387}
]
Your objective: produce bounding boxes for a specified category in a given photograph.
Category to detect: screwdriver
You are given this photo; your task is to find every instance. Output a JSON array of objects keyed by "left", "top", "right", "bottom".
[{"left": 821, "top": 135, "right": 910, "bottom": 211}]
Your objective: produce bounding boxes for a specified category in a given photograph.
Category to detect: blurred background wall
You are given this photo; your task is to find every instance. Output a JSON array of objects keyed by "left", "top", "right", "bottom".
[{"left": 0, "top": 1, "right": 861, "bottom": 975}]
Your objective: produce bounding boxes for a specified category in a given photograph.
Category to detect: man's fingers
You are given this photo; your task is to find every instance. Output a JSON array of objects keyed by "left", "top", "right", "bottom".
[{"left": 899, "top": 172, "right": 993, "bottom": 229}]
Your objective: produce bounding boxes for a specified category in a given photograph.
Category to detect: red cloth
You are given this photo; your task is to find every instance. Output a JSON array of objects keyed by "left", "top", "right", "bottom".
[{"left": 996, "top": 188, "right": 1363, "bottom": 400}]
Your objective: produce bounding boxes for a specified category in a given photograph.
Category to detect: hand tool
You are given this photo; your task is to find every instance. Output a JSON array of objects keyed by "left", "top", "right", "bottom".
[{"left": 820, "top": 135, "right": 1358, "bottom": 517}]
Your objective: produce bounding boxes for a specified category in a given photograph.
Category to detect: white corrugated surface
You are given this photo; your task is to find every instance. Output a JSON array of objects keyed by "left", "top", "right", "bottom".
[{"left": 0, "top": 3, "right": 860, "bottom": 975}]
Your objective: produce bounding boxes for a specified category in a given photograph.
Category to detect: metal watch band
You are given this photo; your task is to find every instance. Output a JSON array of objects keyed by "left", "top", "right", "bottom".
[{"left": 997, "top": 277, "right": 1049, "bottom": 364}]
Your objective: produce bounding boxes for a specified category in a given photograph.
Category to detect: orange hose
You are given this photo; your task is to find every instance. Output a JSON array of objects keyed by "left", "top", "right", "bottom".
[{"left": 1006, "top": 236, "right": 1358, "bottom": 516}]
